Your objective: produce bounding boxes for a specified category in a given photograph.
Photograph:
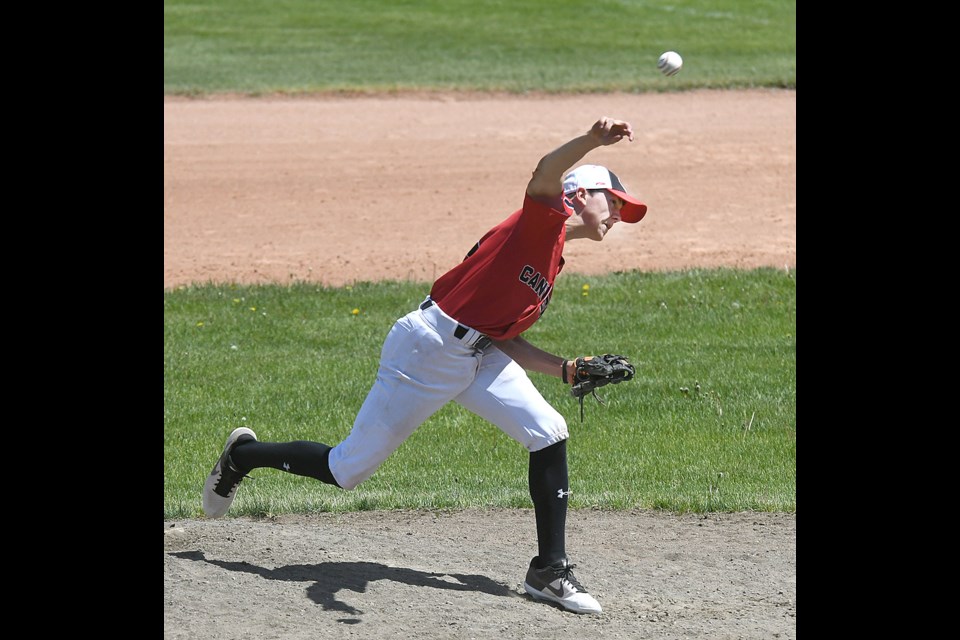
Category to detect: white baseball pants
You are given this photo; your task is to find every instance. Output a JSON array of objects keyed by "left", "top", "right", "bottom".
[{"left": 328, "top": 297, "right": 569, "bottom": 490}]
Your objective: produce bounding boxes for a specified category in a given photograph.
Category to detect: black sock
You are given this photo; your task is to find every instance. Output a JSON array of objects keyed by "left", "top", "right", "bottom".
[
  {"left": 528, "top": 439, "right": 569, "bottom": 566},
  {"left": 230, "top": 440, "right": 341, "bottom": 487}
]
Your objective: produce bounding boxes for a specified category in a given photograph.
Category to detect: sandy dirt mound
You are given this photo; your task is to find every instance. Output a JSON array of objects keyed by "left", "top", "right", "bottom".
[{"left": 164, "top": 509, "right": 795, "bottom": 640}]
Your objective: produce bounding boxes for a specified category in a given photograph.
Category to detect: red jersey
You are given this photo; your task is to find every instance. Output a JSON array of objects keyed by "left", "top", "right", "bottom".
[{"left": 430, "top": 193, "right": 568, "bottom": 340}]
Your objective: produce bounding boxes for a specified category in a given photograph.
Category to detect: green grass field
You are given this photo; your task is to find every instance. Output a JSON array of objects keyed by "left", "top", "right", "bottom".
[
  {"left": 164, "top": 269, "right": 796, "bottom": 518},
  {"left": 163, "top": 0, "right": 796, "bottom": 95}
]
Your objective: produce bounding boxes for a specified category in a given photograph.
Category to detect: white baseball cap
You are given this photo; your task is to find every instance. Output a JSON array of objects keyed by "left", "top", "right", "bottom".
[{"left": 562, "top": 164, "right": 648, "bottom": 223}]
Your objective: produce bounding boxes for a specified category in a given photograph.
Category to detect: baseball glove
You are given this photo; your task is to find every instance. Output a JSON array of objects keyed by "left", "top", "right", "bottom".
[{"left": 566, "top": 354, "right": 636, "bottom": 421}]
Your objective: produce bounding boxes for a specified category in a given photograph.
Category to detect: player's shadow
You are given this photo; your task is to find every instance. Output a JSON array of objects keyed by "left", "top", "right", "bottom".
[{"left": 169, "top": 550, "right": 514, "bottom": 621}]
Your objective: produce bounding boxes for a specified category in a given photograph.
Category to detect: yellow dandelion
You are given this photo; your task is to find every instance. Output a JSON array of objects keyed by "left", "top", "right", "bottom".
[
  {"left": 352, "top": 308, "right": 360, "bottom": 315},
  {"left": 582, "top": 284, "right": 590, "bottom": 291}
]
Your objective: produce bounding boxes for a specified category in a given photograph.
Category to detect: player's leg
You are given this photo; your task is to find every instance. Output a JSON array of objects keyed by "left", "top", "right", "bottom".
[
  {"left": 203, "top": 424, "right": 344, "bottom": 518},
  {"left": 204, "top": 306, "right": 478, "bottom": 515},
  {"left": 230, "top": 439, "right": 338, "bottom": 484},
  {"left": 454, "top": 351, "right": 570, "bottom": 560},
  {"left": 455, "top": 349, "right": 569, "bottom": 451},
  {"left": 455, "top": 350, "right": 601, "bottom": 613},
  {"left": 328, "top": 308, "right": 480, "bottom": 489}
]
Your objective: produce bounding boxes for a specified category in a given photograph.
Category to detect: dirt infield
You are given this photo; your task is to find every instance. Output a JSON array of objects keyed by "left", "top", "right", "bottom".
[
  {"left": 163, "top": 89, "right": 796, "bottom": 639},
  {"left": 164, "top": 89, "right": 795, "bottom": 289}
]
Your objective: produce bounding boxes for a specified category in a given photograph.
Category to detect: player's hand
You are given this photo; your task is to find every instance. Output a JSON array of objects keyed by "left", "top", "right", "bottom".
[{"left": 589, "top": 117, "right": 634, "bottom": 145}]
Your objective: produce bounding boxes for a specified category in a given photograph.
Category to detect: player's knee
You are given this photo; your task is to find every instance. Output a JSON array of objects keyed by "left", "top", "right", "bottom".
[
  {"left": 329, "top": 465, "right": 376, "bottom": 491},
  {"left": 527, "top": 421, "right": 569, "bottom": 453}
]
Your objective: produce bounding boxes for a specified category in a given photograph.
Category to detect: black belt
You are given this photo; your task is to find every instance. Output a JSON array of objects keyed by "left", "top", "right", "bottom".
[{"left": 420, "top": 299, "right": 493, "bottom": 350}]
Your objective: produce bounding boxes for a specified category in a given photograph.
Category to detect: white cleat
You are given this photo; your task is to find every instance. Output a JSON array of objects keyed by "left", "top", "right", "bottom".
[
  {"left": 522, "top": 556, "right": 602, "bottom": 614},
  {"left": 202, "top": 427, "right": 257, "bottom": 518}
]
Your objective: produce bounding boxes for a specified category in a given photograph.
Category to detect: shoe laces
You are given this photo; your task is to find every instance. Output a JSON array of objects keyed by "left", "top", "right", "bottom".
[
  {"left": 550, "top": 561, "right": 586, "bottom": 592},
  {"left": 215, "top": 455, "right": 254, "bottom": 494}
]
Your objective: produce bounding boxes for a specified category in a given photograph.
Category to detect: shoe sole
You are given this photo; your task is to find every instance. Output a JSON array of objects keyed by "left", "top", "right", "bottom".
[
  {"left": 202, "top": 427, "right": 257, "bottom": 518},
  {"left": 523, "top": 581, "right": 602, "bottom": 614}
]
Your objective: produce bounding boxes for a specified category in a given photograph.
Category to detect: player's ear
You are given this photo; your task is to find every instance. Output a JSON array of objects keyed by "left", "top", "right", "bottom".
[
  {"left": 562, "top": 188, "right": 592, "bottom": 217},
  {"left": 565, "top": 188, "right": 588, "bottom": 209}
]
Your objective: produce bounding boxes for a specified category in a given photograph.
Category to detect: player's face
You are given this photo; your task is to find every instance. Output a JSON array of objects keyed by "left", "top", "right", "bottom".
[{"left": 583, "top": 190, "right": 623, "bottom": 241}]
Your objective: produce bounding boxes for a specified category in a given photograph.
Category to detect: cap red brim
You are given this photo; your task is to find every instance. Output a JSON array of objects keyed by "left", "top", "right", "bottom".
[{"left": 609, "top": 189, "right": 648, "bottom": 223}]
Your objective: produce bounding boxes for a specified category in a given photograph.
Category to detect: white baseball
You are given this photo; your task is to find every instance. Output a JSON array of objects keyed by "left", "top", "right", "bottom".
[{"left": 657, "top": 51, "right": 683, "bottom": 76}]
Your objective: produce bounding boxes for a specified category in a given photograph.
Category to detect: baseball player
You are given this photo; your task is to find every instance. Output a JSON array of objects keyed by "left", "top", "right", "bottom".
[{"left": 203, "top": 116, "right": 647, "bottom": 614}]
